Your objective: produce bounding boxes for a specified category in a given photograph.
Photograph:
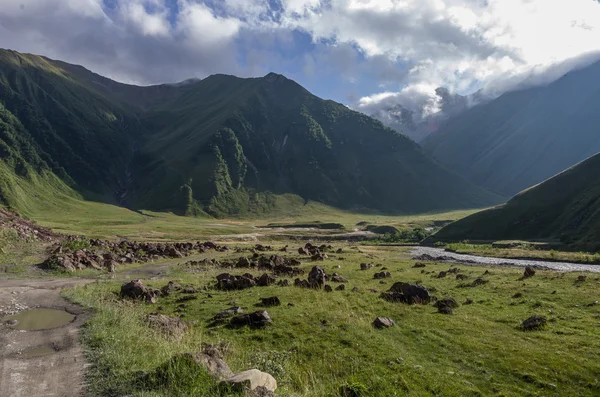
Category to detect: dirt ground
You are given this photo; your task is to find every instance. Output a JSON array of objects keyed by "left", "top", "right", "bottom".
[{"left": 0, "top": 279, "right": 91, "bottom": 397}]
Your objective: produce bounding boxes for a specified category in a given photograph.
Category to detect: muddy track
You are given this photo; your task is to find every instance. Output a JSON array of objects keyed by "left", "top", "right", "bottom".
[{"left": 0, "top": 279, "right": 91, "bottom": 397}]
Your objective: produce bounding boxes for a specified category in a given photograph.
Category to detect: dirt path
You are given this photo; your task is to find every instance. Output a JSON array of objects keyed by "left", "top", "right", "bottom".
[{"left": 0, "top": 278, "right": 91, "bottom": 397}]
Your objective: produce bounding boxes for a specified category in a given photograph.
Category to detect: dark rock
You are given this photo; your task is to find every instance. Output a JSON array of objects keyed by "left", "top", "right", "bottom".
[
  {"left": 433, "top": 297, "right": 459, "bottom": 309},
  {"left": 294, "top": 278, "right": 310, "bottom": 288},
  {"left": 524, "top": 266, "right": 536, "bottom": 278},
  {"left": 335, "top": 284, "right": 345, "bottom": 291},
  {"left": 160, "top": 281, "right": 181, "bottom": 296},
  {"left": 308, "top": 266, "right": 326, "bottom": 288},
  {"left": 373, "top": 317, "right": 395, "bottom": 328},
  {"left": 455, "top": 274, "right": 469, "bottom": 280},
  {"left": 182, "top": 286, "right": 198, "bottom": 294},
  {"left": 230, "top": 310, "right": 272, "bottom": 328},
  {"left": 176, "top": 295, "right": 197, "bottom": 303},
  {"left": 287, "top": 302, "right": 295, "bottom": 307},
  {"left": 352, "top": 287, "right": 360, "bottom": 292},
  {"left": 360, "top": 263, "right": 373, "bottom": 270},
  {"left": 374, "top": 271, "right": 391, "bottom": 279},
  {"left": 438, "top": 306, "right": 453, "bottom": 315},
  {"left": 298, "top": 247, "right": 310, "bottom": 255},
  {"left": 512, "top": 292, "right": 523, "bottom": 299},
  {"left": 216, "top": 273, "right": 256, "bottom": 290},
  {"left": 521, "top": 315, "right": 547, "bottom": 330},
  {"left": 387, "top": 282, "right": 431, "bottom": 304},
  {"left": 260, "top": 296, "right": 281, "bottom": 307},
  {"left": 120, "top": 280, "right": 159, "bottom": 303},
  {"left": 324, "top": 284, "right": 333, "bottom": 292},
  {"left": 331, "top": 273, "right": 348, "bottom": 283},
  {"left": 577, "top": 275, "right": 587, "bottom": 283},
  {"left": 211, "top": 307, "right": 243, "bottom": 325},
  {"left": 256, "top": 273, "right": 277, "bottom": 287},
  {"left": 413, "top": 262, "right": 426, "bottom": 268},
  {"left": 277, "top": 279, "right": 290, "bottom": 287},
  {"left": 464, "top": 298, "right": 473, "bottom": 305},
  {"left": 437, "top": 271, "right": 447, "bottom": 278},
  {"left": 336, "top": 248, "right": 343, "bottom": 254}
]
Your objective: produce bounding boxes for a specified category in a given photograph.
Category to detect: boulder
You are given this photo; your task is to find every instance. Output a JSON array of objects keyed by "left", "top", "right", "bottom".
[
  {"left": 308, "top": 266, "right": 326, "bottom": 288},
  {"left": 331, "top": 273, "right": 348, "bottom": 283},
  {"left": 260, "top": 297, "right": 281, "bottom": 307},
  {"left": 373, "top": 317, "right": 395, "bottom": 328},
  {"left": 120, "top": 280, "right": 158, "bottom": 303},
  {"left": 524, "top": 266, "right": 536, "bottom": 278},
  {"left": 145, "top": 314, "right": 188, "bottom": 340},
  {"left": 521, "top": 315, "right": 547, "bottom": 331},
  {"left": 230, "top": 310, "right": 272, "bottom": 328},
  {"left": 222, "top": 369, "right": 277, "bottom": 393},
  {"left": 216, "top": 273, "right": 256, "bottom": 290},
  {"left": 387, "top": 282, "right": 431, "bottom": 304},
  {"left": 433, "top": 297, "right": 459, "bottom": 309},
  {"left": 256, "top": 273, "right": 276, "bottom": 287},
  {"left": 373, "top": 271, "right": 391, "bottom": 279}
]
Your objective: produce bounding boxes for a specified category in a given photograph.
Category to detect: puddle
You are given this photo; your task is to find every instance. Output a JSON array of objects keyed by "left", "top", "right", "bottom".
[
  {"left": 3, "top": 308, "right": 75, "bottom": 331},
  {"left": 21, "top": 346, "right": 56, "bottom": 358}
]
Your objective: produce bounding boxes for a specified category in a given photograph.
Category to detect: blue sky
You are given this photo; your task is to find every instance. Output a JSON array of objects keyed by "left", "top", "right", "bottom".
[{"left": 2, "top": 0, "right": 600, "bottom": 139}]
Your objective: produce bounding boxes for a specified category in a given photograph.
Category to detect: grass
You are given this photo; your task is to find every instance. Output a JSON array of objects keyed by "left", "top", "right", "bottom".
[
  {"left": 63, "top": 243, "right": 600, "bottom": 397},
  {"left": 0, "top": 228, "right": 48, "bottom": 275},
  {"left": 444, "top": 242, "right": 600, "bottom": 264}
]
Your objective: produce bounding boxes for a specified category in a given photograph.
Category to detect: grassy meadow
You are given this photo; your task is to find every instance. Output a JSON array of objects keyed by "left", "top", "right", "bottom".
[{"left": 63, "top": 243, "right": 600, "bottom": 397}]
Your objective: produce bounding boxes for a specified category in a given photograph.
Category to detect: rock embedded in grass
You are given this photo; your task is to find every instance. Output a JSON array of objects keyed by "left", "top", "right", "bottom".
[
  {"left": 331, "top": 273, "right": 348, "bottom": 283},
  {"left": 521, "top": 315, "right": 547, "bottom": 331},
  {"left": 260, "top": 297, "right": 281, "bottom": 307},
  {"left": 373, "top": 317, "right": 395, "bottom": 328},
  {"left": 120, "top": 280, "right": 159, "bottom": 303},
  {"left": 360, "top": 263, "right": 373, "bottom": 270},
  {"left": 145, "top": 314, "right": 188, "bottom": 341},
  {"left": 222, "top": 369, "right": 277, "bottom": 394},
  {"left": 524, "top": 266, "right": 536, "bottom": 278},
  {"left": 230, "top": 310, "right": 272, "bottom": 328},
  {"left": 308, "top": 266, "right": 326, "bottom": 288},
  {"left": 374, "top": 271, "right": 391, "bottom": 279}
]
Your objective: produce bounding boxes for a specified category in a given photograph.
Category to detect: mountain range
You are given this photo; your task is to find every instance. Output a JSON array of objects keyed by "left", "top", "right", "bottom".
[
  {"left": 423, "top": 59, "right": 600, "bottom": 197},
  {"left": 0, "top": 49, "right": 500, "bottom": 217}
]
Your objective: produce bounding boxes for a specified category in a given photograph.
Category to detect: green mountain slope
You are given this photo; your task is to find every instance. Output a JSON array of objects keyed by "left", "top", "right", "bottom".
[
  {"left": 423, "top": 61, "right": 600, "bottom": 197},
  {"left": 0, "top": 49, "right": 501, "bottom": 217},
  {"left": 430, "top": 153, "right": 600, "bottom": 250}
]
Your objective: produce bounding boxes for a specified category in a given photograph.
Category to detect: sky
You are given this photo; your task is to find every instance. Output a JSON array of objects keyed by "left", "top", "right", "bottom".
[{"left": 2, "top": 0, "right": 600, "bottom": 120}]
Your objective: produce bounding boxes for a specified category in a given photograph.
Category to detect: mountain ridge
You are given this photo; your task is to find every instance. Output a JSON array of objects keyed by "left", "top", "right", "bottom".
[{"left": 0, "top": 48, "right": 501, "bottom": 217}]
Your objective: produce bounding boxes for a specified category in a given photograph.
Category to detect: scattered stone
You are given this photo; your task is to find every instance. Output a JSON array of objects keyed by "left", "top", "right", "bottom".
[
  {"left": 521, "top": 315, "right": 547, "bottom": 331},
  {"left": 216, "top": 273, "right": 256, "bottom": 290},
  {"left": 437, "top": 271, "right": 448, "bottom": 279},
  {"left": 374, "top": 271, "right": 391, "bottom": 279},
  {"left": 120, "top": 280, "right": 159, "bottom": 303},
  {"left": 512, "top": 292, "right": 523, "bottom": 299},
  {"left": 360, "top": 263, "right": 373, "bottom": 270},
  {"left": 577, "top": 275, "right": 587, "bottom": 283},
  {"left": 145, "top": 314, "right": 188, "bottom": 340},
  {"left": 182, "top": 286, "right": 198, "bottom": 294},
  {"left": 336, "top": 248, "right": 343, "bottom": 254},
  {"left": 324, "top": 285, "right": 333, "bottom": 292},
  {"left": 230, "top": 311, "right": 272, "bottom": 328},
  {"left": 524, "top": 267, "right": 536, "bottom": 278},
  {"left": 308, "top": 266, "right": 326, "bottom": 288},
  {"left": 211, "top": 307, "right": 243, "bottom": 325},
  {"left": 463, "top": 298, "right": 473, "bottom": 305},
  {"left": 455, "top": 274, "right": 469, "bottom": 280},
  {"left": 256, "top": 273, "right": 276, "bottom": 287},
  {"left": 373, "top": 317, "right": 395, "bottom": 328},
  {"left": 438, "top": 306, "right": 453, "bottom": 315},
  {"left": 287, "top": 302, "right": 295, "bottom": 307},
  {"left": 331, "top": 273, "right": 348, "bottom": 283},
  {"left": 160, "top": 281, "right": 181, "bottom": 296},
  {"left": 335, "top": 285, "right": 345, "bottom": 291},
  {"left": 413, "top": 262, "right": 426, "bottom": 268},
  {"left": 260, "top": 297, "right": 281, "bottom": 307},
  {"left": 5, "top": 319, "right": 18, "bottom": 326},
  {"left": 384, "top": 282, "right": 431, "bottom": 304},
  {"left": 352, "top": 287, "right": 360, "bottom": 292},
  {"left": 433, "top": 297, "right": 459, "bottom": 309},
  {"left": 277, "top": 279, "right": 290, "bottom": 287},
  {"left": 222, "top": 369, "right": 277, "bottom": 394},
  {"left": 175, "top": 295, "right": 197, "bottom": 303}
]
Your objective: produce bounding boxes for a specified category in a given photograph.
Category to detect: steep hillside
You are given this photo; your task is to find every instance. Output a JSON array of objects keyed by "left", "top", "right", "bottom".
[
  {"left": 430, "top": 153, "right": 600, "bottom": 250},
  {"left": 423, "top": 61, "right": 600, "bottom": 197},
  {"left": 0, "top": 49, "right": 501, "bottom": 217},
  {"left": 131, "top": 73, "right": 501, "bottom": 215}
]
